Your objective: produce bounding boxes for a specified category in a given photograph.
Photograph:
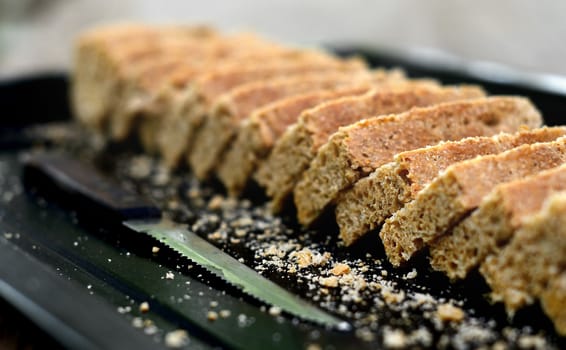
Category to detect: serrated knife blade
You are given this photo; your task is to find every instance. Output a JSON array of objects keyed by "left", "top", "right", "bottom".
[
  {"left": 125, "top": 219, "right": 349, "bottom": 329},
  {"left": 22, "top": 152, "right": 350, "bottom": 330}
]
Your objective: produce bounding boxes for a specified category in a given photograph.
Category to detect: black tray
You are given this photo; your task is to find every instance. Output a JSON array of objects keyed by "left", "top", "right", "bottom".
[{"left": 1, "top": 48, "right": 565, "bottom": 350}]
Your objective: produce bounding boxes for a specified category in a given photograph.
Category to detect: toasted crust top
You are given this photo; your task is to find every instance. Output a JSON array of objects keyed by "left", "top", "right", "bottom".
[
  {"left": 215, "top": 72, "right": 372, "bottom": 124},
  {"left": 489, "top": 164, "right": 566, "bottom": 228},
  {"left": 396, "top": 126, "right": 566, "bottom": 196},
  {"left": 301, "top": 82, "right": 482, "bottom": 150},
  {"left": 189, "top": 55, "right": 365, "bottom": 107},
  {"left": 341, "top": 95, "right": 538, "bottom": 171},
  {"left": 448, "top": 137, "right": 566, "bottom": 208}
]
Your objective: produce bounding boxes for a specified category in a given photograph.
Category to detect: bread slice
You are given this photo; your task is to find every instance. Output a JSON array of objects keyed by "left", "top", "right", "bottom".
[
  {"left": 475, "top": 183, "right": 566, "bottom": 310},
  {"left": 109, "top": 59, "right": 206, "bottom": 144},
  {"left": 435, "top": 168, "right": 566, "bottom": 279},
  {"left": 110, "top": 49, "right": 314, "bottom": 152},
  {"left": 188, "top": 71, "right": 373, "bottom": 179},
  {"left": 337, "top": 125, "right": 563, "bottom": 246},
  {"left": 157, "top": 55, "right": 367, "bottom": 168},
  {"left": 541, "top": 272, "right": 566, "bottom": 336},
  {"left": 479, "top": 190, "right": 566, "bottom": 336},
  {"left": 381, "top": 137, "right": 566, "bottom": 267},
  {"left": 217, "top": 86, "right": 371, "bottom": 195},
  {"left": 105, "top": 33, "right": 291, "bottom": 140},
  {"left": 255, "top": 80, "right": 471, "bottom": 212},
  {"left": 433, "top": 166, "right": 566, "bottom": 279},
  {"left": 293, "top": 89, "right": 524, "bottom": 227},
  {"left": 108, "top": 34, "right": 326, "bottom": 151},
  {"left": 216, "top": 70, "right": 407, "bottom": 196},
  {"left": 72, "top": 24, "right": 219, "bottom": 131}
]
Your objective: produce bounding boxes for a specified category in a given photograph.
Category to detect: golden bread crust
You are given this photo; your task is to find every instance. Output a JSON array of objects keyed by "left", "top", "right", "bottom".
[
  {"left": 382, "top": 137, "right": 566, "bottom": 267},
  {"left": 336, "top": 126, "right": 564, "bottom": 246}
]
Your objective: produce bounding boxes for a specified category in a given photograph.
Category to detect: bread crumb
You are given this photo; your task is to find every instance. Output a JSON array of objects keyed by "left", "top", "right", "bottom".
[
  {"left": 491, "top": 341, "right": 507, "bottom": 350},
  {"left": 408, "top": 327, "right": 433, "bottom": 347},
  {"left": 264, "top": 245, "right": 282, "bottom": 257},
  {"left": 290, "top": 248, "right": 330, "bottom": 269},
  {"left": 210, "top": 301, "right": 218, "bottom": 308},
  {"left": 207, "top": 311, "right": 218, "bottom": 321},
  {"left": 187, "top": 188, "right": 200, "bottom": 198},
  {"left": 129, "top": 156, "right": 152, "bottom": 179},
  {"left": 381, "top": 287, "right": 405, "bottom": 304},
  {"left": 232, "top": 216, "right": 254, "bottom": 227},
  {"left": 331, "top": 263, "right": 351, "bottom": 276},
  {"left": 167, "top": 199, "right": 179, "bottom": 210},
  {"left": 132, "top": 317, "right": 143, "bottom": 328},
  {"left": 269, "top": 306, "right": 282, "bottom": 316},
  {"left": 117, "top": 306, "right": 131, "bottom": 314},
  {"left": 437, "top": 303, "right": 465, "bottom": 323},
  {"left": 208, "top": 195, "right": 224, "bottom": 210},
  {"left": 313, "top": 252, "right": 331, "bottom": 266},
  {"left": 404, "top": 268, "right": 417, "bottom": 279},
  {"left": 235, "top": 229, "right": 247, "bottom": 237},
  {"left": 151, "top": 246, "right": 160, "bottom": 254},
  {"left": 319, "top": 276, "right": 339, "bottom": 288},
  {"left": 518, "top": 334, "right": 547, "bottom": 349},
  {"left": 219, "top": 310, "right": 231, "bottom": 318},
  {"left": 306, "top": 344, "right": 322, "bottom": 350},
  {"left": 355, "top": 328, "right": 376, "bottom": 342},
  {"left": 139, "top": 302, "right": 150, "bottom": 313},
  {"left": 368, "top": 281, "right": 382, "bottom": 291},
  {"left": 144, "top": 323, "right": 158, "bottom": 335},
  {"left": 165, "top": 271, "right": 175, "bottom": 280},
  {"left": 383, "top": 328, "right": 407, "bottom": 348},
  {"left": 152, "top": 167, "right": 170, "bottom": 185},
  {"left": 164, "top": 329, "right": 189, "bottom": 348},
  {"left": 291, "top": 248, "right": 313, "bottom": 268},
  {"left": 207, "top": 231, "right": 223, "bottom": 241},
  {"left": 452, "top": 324, "right": 495, "bottom": 348},
  {"left": 237, "top": 314, "right": 248, "bottom": 327}
]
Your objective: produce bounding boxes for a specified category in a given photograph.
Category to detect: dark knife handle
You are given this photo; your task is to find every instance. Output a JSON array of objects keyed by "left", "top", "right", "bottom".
[{"left": 22, "top": 152, "right": 161, "bottom": 223}]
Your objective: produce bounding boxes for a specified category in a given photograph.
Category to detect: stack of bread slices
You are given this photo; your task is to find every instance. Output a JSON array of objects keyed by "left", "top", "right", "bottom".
[{"left": 72, "top": 23, "right": 566, "bottom": 335}]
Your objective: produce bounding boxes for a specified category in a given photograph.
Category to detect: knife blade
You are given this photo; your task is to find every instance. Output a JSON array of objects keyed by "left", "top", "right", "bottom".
[{"left": 22, "top": 152, "right": 350, "bottom": 330}]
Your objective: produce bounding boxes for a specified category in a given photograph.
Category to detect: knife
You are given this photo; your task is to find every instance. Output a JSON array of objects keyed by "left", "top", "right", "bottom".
[{"left": 22, "top": 152, "right": 350, "bottom": 330}]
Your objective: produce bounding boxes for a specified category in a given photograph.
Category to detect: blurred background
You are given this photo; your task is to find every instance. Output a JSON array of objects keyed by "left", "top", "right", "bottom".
[{"left": 0, "top": 0, "right": 565, "bottom": 79}]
